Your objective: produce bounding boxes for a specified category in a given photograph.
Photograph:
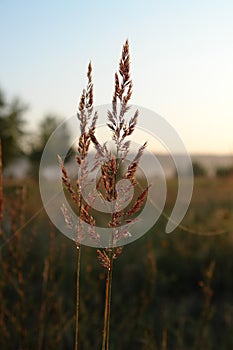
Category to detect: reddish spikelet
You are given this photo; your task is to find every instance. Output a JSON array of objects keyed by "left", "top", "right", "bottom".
[
  {"left": 124, "top": 142, "right": 147, "bottom": 184},
  {"left": 75, "top": 219, "right": 85, "bottom": 243},
  {"left": 113, "top": 217, "right": 140, "bottom": 242},
  {"left": 101, "top": 155, "right": 118, "bottom": 202},
  {"left": 133, "top": 141, "right": 147, "bottom": 163},
  {"left": 77, "top": 132, "right": 90, "bottom": 161},
  {"left": 112, "top": 73, "right": 120, "bottom": 104},
  {"left": 126, "top": 185, "right": 150, "bottom": 217},
  {"left": 89, "top": 130, "right": 106, "bottom": 157},
  {"left": 78, "top": 88, "right": 85, "bottom": 110},
  {"left": 117, "top": 39, "right": 131, "bottom": 102},
  {"left": 113, "top": 226, "right": 131, "bottom": 242},
  {"left": 107, "top": 110, "right": 117, "bottom": 129},
  {"left": 89, "top": 111, "right": 98, "bottom": 134},
  {"left": 122, "top": 109, "right": 138, "bottom": 138},
  {"left": 76, "top": 62, "right": 97, "bottom": 164},
  {"left": 89, "top": 224, "right": 100, "bottom": 244},
  {"left": 108, "top": 211, "right": 121, "bottom": 228},
  {"left": 118, "top": 140, "right": 131, "bottom": 163},
  {"left": 109, "top": 39, "right": 133, "bottom": 148},
  {"left": 113, "top": 247, "right": 123, "bottom": 259},
  {"left": 61, "top": 204, "right": 74, "bottom": 230},
  {"left": 80, "top": 204, "right": 95, "bottom": 226},
  {"left": 97, "top": 249, "right": 111, "bottom": 270},
  {"left": 58, "top": 155, "right": 80, "bottom": 206},
  {"left": 86, "top": 62, "right": 93, "bottom": 110},
  {"left": 123, "top": 81, "right": 132, "bottom": 104},
  {"left": 78, "top": 62, "right": 93, "bottom": 118}
]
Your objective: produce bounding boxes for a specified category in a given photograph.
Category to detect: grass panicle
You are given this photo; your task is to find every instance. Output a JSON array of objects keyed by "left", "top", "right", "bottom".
[
  {"left": 90, "top": 39, "right": 149, "bottom": 350},
  {"left": 58, "top": 61, "right": 98, "bottom": 350}
]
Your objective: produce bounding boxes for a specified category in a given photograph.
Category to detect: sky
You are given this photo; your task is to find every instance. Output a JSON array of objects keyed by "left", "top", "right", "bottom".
[{"left": 0, "top": 0, "right": 233, "bottom": 154}]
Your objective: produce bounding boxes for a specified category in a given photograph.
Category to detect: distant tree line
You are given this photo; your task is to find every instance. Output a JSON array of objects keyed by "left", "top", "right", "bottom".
[
  {"left": 0, "top": 87, "right": 233, "bottom": 179},
  {"left": 216, "top": 166, "right": 233, "bottom": 177},
  {"left": 0, "top": 88, "right": 27, "bottom": 167},
  {"left": 192, "top": 161, "right": 233, "bottom": 178},
  {"left": 0, "top": 87, "right": 72, "bottom": 177}
]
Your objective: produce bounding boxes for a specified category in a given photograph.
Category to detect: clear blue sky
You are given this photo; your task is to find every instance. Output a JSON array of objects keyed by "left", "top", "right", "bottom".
[{"left": 0, "top": 0, "right": 233, "bottom": 154}]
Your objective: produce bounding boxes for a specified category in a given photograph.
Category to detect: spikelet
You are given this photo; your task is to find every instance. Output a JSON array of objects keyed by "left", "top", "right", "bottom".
[
  {"left": 80, "top": 204, "right": 95, "bottom": 226},
  {"left": 113, "top": 247, "right": 123, "bottom": 259},
  {"left": 58, "top": 155, "right": 80, "bottom": 206},
  {"left": 76, "top": 62, "right": 98, "bottom": 163},
  {"left": 61, "top": 204, "right": 74, "bottom": 230},
  {"left": 108, "top": 39, "right": 134, "bottom": 149},
  {"left": 97, "top": 249, "right": 111, "bottom": 270},
  {"left": 89, "top": 130, "right": 106, "bottom": 157},
  {"left": 113, "top": 39, "right": 132, "bottom": 103},
  {"left": 58, "top": 62, "right": 99, "bottom": 245},
  {"left": 124, "top": 142, "right": 147, "bottom": 185},
  {"left": 126, "top": 185, "right": 150, "bottom": 217},
  {"left": 122, "top": 109, "right": 138, "bottom": 138}
]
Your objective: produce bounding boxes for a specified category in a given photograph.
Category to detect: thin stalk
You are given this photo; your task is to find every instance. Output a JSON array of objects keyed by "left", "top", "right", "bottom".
[
  {"left": 106, "top": 252, "right": 114, "bottom": 349},
  {"left": 37, "top": 258, "right": 49, "bottom": 350},
  {"left": 75, "top": 243, "right": 81, "bottom": 350},
  {"left": 102, "top": 252, "right": 114, "bottom": 350},
  {"left": 0, "top": 141, "right": 3, "bottom": 227},
  {"left": 102, "top": 150, "right": 118, "bottom": 350}
]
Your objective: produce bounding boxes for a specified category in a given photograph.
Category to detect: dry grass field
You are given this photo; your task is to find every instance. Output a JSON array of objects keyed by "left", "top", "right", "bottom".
[{"left": 0, "top": 175, "right": 232, "bottom": 349}]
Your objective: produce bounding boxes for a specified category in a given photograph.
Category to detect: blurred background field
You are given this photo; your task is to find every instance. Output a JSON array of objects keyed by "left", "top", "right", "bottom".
[{"left": 1, "top": 171, "right": 232, "bottom": 349}]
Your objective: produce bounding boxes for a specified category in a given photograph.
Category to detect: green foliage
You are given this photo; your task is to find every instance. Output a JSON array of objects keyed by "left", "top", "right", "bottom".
[
  {"left": 0, "top": 88, "right": 27, "bottom": 167},
  {"left": 192, "top": 161, "right": 207, "bottom": 177},
  {"left": 0, "top": 87, "right": 73, "bottom": 177},
  {"left": 28, "top": 115, "right": 72, "bottom": 177},
  {"left": 216, "top": 166, "right": 233, "bottom": 177}
]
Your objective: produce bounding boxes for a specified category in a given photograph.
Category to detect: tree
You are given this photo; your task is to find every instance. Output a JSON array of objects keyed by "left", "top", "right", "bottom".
[
  {"left": 192, "top": 161, "right": 207, "bottom": 177},
  {"left": 29, "top": 114, "right": 72, "bottom": 177},
  {"left": 0, "top": 88, "right": 27, "bottom": 167},
  {"left": 216, "top": 166, "right": 233, "bottom": 177}
]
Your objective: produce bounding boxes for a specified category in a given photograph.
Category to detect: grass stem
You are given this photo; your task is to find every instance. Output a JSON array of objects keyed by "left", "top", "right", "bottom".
[
  {"left": 102, "top": 251, "right": 114, "bottom": 350},
  {"left": 75, "top": 243, "right": 81, "bottom": 350}
]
